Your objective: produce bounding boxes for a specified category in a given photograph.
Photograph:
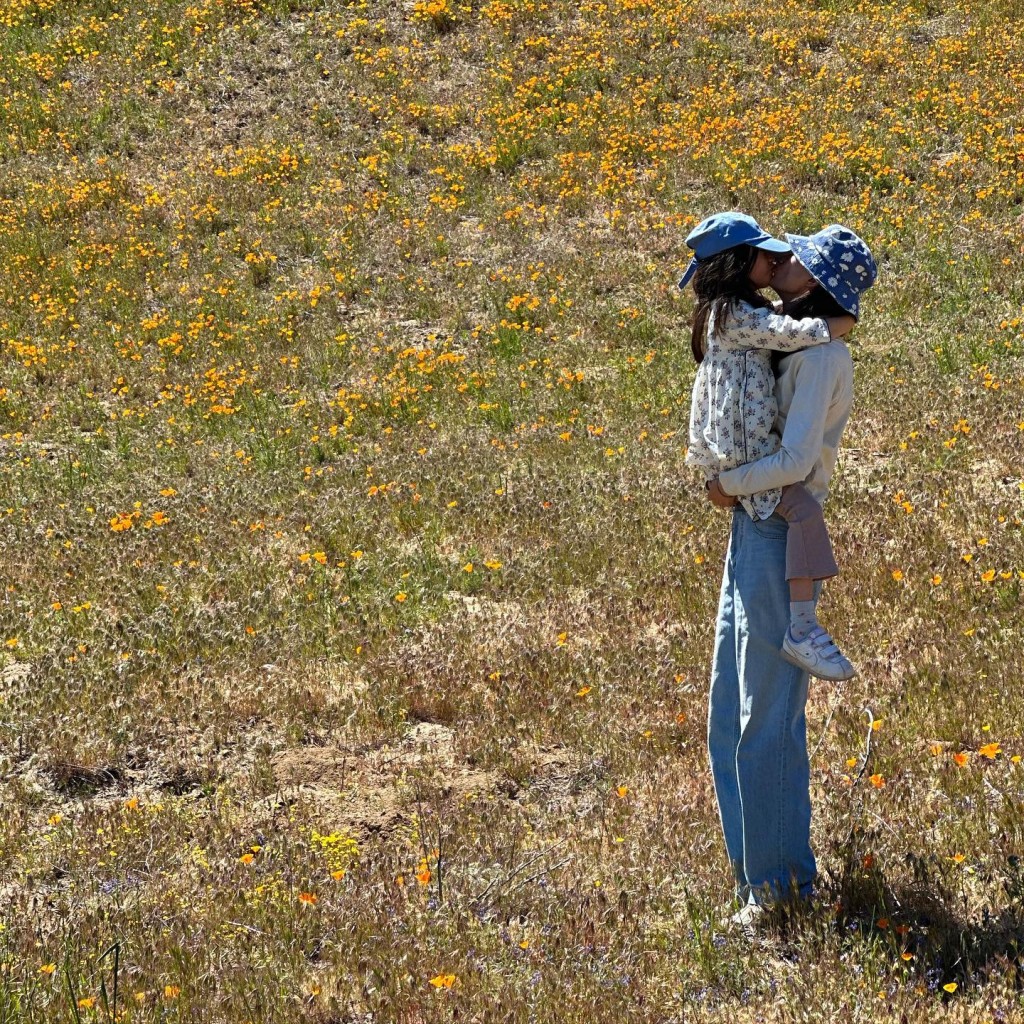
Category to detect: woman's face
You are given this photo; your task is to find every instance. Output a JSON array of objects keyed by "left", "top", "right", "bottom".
[
  {"left": 771, "top": 254, "right": 817, "bottom": 298},
  {"left": 747, "top": 249, "right": 778, "bottom": 289}
]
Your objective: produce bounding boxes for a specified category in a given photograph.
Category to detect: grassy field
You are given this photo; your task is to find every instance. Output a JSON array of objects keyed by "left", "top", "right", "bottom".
[{"left": 0, "top": 0, "right": 1022, "bottom": 1019}]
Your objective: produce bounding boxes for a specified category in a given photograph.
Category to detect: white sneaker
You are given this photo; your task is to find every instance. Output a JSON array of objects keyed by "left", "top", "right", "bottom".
[
  {"left": 782, "top": 625, "right": 856, "bottom": 681},
  {"left": 723, "top": 902, "right": 769, "bottom": 940}
]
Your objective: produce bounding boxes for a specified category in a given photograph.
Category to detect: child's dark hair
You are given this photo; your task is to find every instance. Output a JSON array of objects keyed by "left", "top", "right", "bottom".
[{"left": 689, "top": 245, "right": 773, "bottom": 364}]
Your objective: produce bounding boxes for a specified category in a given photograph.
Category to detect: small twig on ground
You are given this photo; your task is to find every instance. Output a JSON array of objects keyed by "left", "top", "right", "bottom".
[
  {"left": 864, "top": 808, "right": 901, "bottom": 838},
  {"left": 226, "top": 921, "right": 267, "bottom": 936},
  {"left": 502, "top": 857, "right": 574, "bottom": 900},
  {"left": 856, "top": 708, "right": 876, "bottom": 781},
  {"left": 471, "top": 838, "right": 569, "bottom": 909},
  {"left": 436, "top": 824, "right": 444, "bottom": 905},
  {"left": 810, "top": 686, "right": 846, "bottom": 761}
]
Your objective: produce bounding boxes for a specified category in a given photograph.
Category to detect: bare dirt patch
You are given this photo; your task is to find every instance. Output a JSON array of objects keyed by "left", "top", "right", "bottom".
[
  {"left": 258, "top": 722, "right": 501, "bottom": 842},
  {"left": 254, "top": 722, "right": 606, "bottom": 845}
]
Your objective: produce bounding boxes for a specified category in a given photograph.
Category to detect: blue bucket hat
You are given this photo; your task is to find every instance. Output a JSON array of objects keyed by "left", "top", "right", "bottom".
[
  {"left": 678, "top": 211, "right": 790, "bottom": 289},
  {"left": 785, "top": 225, "right": 877, "bottom": 319}
]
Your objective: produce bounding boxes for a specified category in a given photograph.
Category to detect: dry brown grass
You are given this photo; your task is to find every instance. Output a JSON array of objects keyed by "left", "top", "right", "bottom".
[{"left": 0, "top": 0, "right": 1022, "bottom": 1020}]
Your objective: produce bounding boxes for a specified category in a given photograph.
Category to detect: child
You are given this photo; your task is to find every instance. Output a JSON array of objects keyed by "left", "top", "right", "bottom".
[{"left": 680, "top": 212, "right": 862, "bottom": 681}]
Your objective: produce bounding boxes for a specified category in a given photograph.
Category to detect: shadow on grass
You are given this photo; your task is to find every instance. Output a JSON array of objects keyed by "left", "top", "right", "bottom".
[{"left": 814, "top": 847, "right": 1024, "bottom": 995}]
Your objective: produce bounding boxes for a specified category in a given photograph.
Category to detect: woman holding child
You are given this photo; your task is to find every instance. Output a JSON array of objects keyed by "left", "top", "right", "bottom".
[{"left": 679, "top": 213, "right": 878, "bottom": 930}]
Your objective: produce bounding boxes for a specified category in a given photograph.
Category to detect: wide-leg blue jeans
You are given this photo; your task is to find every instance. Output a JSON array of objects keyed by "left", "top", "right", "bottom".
[{"left": 707, "top": 508, "right": 817, "bottom": 905}]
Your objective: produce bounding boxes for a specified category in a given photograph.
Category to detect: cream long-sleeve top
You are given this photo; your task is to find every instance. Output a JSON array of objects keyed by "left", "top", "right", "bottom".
[
  {"left": 718, "top": 340, "right": 854, "bottom": 509},
  {"left": 686, "top": 299, "right": 831, "bottom": 520}
]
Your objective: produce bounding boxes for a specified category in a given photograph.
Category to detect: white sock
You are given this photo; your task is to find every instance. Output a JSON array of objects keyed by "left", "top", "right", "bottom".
[{"left": 790, "top": 600, "right": 819, "bottom": 641}]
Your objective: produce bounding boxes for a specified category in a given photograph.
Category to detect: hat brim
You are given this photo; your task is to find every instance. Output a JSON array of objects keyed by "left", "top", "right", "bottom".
[
  {"left": 678, "top": 257, "right": 698, "bottom": 289},
  {"left": 785, "top": 234, "right": 860, "bottom": 318},
  {"left": 679, "top": 235, "right": 789, "bottom": 289},
  {"left": 751, "top": 237, "right": 791, "bottom": 254}
]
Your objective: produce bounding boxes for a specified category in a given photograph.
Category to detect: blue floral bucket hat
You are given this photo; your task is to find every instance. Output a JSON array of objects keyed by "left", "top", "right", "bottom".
[
  {"left": 678, "top": 211, "right": 790, "bottom": 288},
  {"left": 784, "top": 225, "right": 877, "bottom": 319}
]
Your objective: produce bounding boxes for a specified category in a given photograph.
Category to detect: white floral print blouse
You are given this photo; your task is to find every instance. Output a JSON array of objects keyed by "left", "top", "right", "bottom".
[{"left": 686, "top": 300, "right": 831, "bottom": 520}]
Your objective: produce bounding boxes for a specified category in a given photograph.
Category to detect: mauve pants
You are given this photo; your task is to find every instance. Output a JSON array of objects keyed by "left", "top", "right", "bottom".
[{"left": 776, "top": 483, "right": 839, "bottom": 581}]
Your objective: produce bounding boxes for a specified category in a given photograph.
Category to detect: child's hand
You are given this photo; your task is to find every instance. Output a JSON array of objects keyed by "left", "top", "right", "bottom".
[
  {"left": 707, "top": 478, "right": 738, "bottom": 508},
  {"left": 825, "top": 315, "right": 856, "bottom": 338}
]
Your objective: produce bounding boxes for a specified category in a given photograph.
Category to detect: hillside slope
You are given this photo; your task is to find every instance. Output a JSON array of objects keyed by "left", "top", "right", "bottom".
[{"left": 1, "top": 1, "right": 1023, "bottom": 1020}]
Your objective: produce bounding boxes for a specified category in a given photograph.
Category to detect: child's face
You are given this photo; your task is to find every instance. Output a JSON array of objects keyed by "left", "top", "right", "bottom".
[{"left": 748, "top": 249, "right": 778, "bottom": 289}]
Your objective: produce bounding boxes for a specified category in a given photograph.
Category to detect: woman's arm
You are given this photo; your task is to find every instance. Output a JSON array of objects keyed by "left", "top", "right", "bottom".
[{"left": 717, "top": 349, "right": 839, "bottom": 496}]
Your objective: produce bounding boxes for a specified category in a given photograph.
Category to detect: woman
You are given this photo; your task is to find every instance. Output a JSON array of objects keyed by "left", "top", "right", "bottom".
[{"left": 702, "top": 225, "right": 878, "bottom": 931}]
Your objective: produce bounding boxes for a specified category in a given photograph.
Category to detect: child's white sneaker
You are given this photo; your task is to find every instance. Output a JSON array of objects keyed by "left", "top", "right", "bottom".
[
  {"left": 723, "top": 901, "right": 768, "bottom": 939},
  {"left": 782, "top": 626, "right": 856, "bottom": 681}
]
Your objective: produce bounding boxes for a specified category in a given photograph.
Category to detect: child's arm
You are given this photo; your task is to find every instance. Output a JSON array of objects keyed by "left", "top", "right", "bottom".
[
  {"left": 721, "top": 302, "right": 852, "bottom": 354},
  {"left": 769, "top": 299, "right": 855, "bottom": 340},
  {"left": 825, "top": 315, "right": 856, "bottom": 337}
]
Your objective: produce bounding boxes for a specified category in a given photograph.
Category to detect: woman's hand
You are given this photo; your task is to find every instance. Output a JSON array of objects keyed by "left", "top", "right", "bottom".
[{"left": 707, "top": 477, "right": 738, "bottom": 508}]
